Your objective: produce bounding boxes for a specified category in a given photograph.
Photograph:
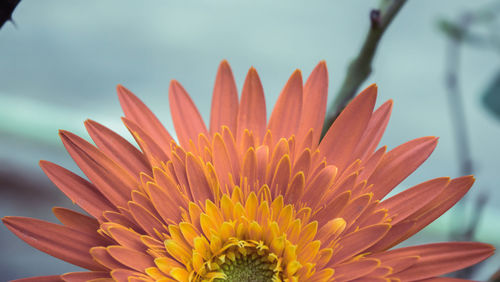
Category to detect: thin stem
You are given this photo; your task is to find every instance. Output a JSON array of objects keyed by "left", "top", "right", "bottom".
[
  {"left": 323, "top": 0, "right": 407, "bottom": 135},
  {"left": 445, "top": 13, "right": 486, "bottom": 279},
  {"left": 446, "top": 38, "right": 473, "bottom": 177}
]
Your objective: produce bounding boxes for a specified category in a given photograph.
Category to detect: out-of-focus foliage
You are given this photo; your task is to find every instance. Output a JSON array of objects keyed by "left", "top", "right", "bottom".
[{"left": 483, "top": 70, "right": 500, "bottom": 120}]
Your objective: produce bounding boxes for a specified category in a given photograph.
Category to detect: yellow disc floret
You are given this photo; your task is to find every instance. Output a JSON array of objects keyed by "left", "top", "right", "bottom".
[{"left": 146, "top": 186, "right": 335, "bottom": 281}]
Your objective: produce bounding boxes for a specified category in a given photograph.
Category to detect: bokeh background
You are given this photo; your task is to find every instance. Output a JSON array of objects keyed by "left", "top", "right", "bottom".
[{"left": 1, "top": 0, "right": 499, "bottom": 280}]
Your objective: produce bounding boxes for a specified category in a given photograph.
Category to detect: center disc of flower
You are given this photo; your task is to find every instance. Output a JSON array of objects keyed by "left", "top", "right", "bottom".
[
  {"left": 149, "top": 189, "right": 336, "bottom": 281},
  {"left": 213, "top": 241, "right": 279, "bottom": 282}
]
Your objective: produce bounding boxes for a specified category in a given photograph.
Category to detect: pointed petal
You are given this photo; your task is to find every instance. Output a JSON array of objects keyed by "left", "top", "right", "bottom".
[
  {"left": 270, "top": 155, "right": 292, "bottom": 198},
  {"left": 352, "top": 99, "right": 393, "bottom": 161},
  {"left": 302, "top": 165, "right": 337, "bottom": 207},
  {"left": 128, "top": 202, "right": 167, "bottom": 238},
  {"left": 59, "top": 130, "right": 137, "bottom": 208},
  {"left": 297, "top": 61, "right": 328, "bottom": 147},
  {"left": 379, "top": 242, "right": 495, "bottom": 280},
  {"left": 368, "top": 137, "right": 438, "bottom": 200},
  {"left": 61, "top": 271, "right": 110, "bottom": 281},
  {"left": 107, "top": 246, "right": 155, "bottom": 272},
  {"left": 267, "top": 70, "right": 303, "bottom": 140},
  {"left": 122, "top": 117, "right": 170, "bottom": 164},
  {"left": 367, "top": 221, "right": 415, "bottom": 252},
  {"left": 415, "top": 278, "right": 470, "bottom": 282},
  {"left": 358, "top": 146, "right": 386, "bottom": 182},
  {"left": 333, "top": 259, "right": 380, "bottom": 281},
  {"left": 212, "top": 134, "right": 234, "bottom": 191},
  {"left": 320, "top": 84, "right": 377, "bottom": 172},
  {"left": 90, "top": 246, "right": 127, "bottom": 270},
  {"left": 169, "top": 80, "right": 208, "bottom": 147},
  {"left": 110, "top": 269, "right": 149, "bottom": 282},
  {"left": 147, "top": 181, "right": 183, "bottom": 224},
  {"left": 107, "top": 225, "right": 146, "bottom": 252},
  {"left": 237, "top": 67, "right": 267, "bottom": 142},
  {"left": 2, "top": 217, "right": 106, "bottom": 270},
  {"left": 52, "top": 207, "right": 100, "bottom": 235},
  {"left": 85, "top": 119, "right": 150, "bottom": 178},
  {"left": 395, "top": 176, "right": 475, "bottom": 243},
  {"left": 339, "top": 193, "right": 373, "bottom": 228},
  {"left": 285, "top": 172, "right": 305, "bottom": 205},
  {"left": 186, "top": 152, "right": 213, "bottom": 203},
  {"left": 380, "top": 177, "right": 450, "bottom": 224},
  {"left": 314, "top": 191, "right": 351, "bottom": 225},
  {"left": 40, "top": 161, "right": 115, "bottom": 221},
  {"left": 117, "top": 85, "right": 174, "bottom": 149},
  {"left": 331, "top": 224, "right": 390, "bottom": 265},
  {"left": 210, "top": 60, "right": 239, "bottom": 134}
]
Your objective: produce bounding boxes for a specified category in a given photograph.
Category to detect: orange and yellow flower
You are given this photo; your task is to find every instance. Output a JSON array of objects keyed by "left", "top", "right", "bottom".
[{"left": 3, "top": 61, "right": 494, "bottom": 281}]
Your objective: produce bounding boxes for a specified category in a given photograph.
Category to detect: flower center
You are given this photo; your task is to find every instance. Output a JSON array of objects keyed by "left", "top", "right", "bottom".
[{"left": 214, "top": 243, "right": 278, "bottom": 282}]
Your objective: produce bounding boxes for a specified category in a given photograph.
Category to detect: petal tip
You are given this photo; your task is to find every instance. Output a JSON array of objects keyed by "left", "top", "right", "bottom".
[{"left": 219, "top": 59, "right": 230, "bottom": 68}]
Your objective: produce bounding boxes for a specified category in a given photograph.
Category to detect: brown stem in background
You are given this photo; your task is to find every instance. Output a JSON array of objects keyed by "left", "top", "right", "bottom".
[
  {"left": 322, "top": 0, "right": 407, "bottom": 135},
  {"left": 445, "top": 17, "right": 473, "bottom": 177}
]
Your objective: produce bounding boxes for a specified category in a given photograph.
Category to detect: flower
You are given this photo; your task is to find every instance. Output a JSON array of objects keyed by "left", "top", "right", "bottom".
[{"left": 3, "top": 60, "right": 494, "bottom": 282}]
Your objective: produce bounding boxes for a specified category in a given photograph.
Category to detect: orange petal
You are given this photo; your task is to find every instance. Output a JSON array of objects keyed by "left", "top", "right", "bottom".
[
  {"left": 320, "top": 84, "right": 377, "bottom": 173},
  {"left": 107, "top": 225, "right": 146, "bottom": 252},
  {"left": 52, "top": 207, "right": 100, "bottom": 235},
  {"left": 333, "top": 258, "right": 380, "bottom": 281},
  {"left": 237, "top": 67, "right": 267, "bottom": 142},
  {"left": 297, "top": 61, "right": 328, "bottom": 147},
  {"left": 85, "top": 119, "right": 150, "bottom": 178},
  {"left": 40, "top": 161, "right": 115, "bottom": 221},
  {"left": 110, "top": 269, "right": 149, "bottom": 282},
  {"left": 358, "top": 146, "right": 386, "bottom": 182},
  {"left": 395, "top": 176, "right": 475, "bottom": 244},
  {"left": 241, "top": 147, "right": 258, "bottom": 192},
  {"left": 169, "top": 80, "right": 208, "bottom": 148},
  {"left": 90, "top": 246, "right": 127, "bottom": 270},
  {"left": 2, "top": 217, "right": 106, "bottom": 270},
  {"left": 352, "top": 99, "right": 393, "bottom": 161},
  {"left": 270, "top": 155, "right": 292, "bottom": 198},
  {"left": 380, "top": 177, "right": 450, "bottom": 224},
  {"left": 122, "top": 117, "right": 171, "bottom": 164},
  {"left": 292, "top": 148, "right": 311, "bottom": 180},
  {"left": 378, "top": 242, "right": 495, "bottom": 280},
  {"left": 339, "top": 193, "right": 373, "bottom": 228},
  {"left": 117, "top": 85, "right": 173, "bottom": 150},
  {"left": 367, "top": 221, "right": 415, "bottom": 252},
  {"left": 382, "top": 255, "right": 419, "bottom": 274},
  {"left": 368, "top": 137, "right": 438, "bottom": 200},
  {"left": 147, "top": 181, "right": 183, "bottom": 224},
  {"left": 302, "top": 165, "right": 337, "bottom": 207},
  {"left": 11, "top": 276, "right": 63, "bottom": 282},
  {"left": 128, "top": 202, "right": 167, "bottom": 238},
  {"left": 107, "top": 246, "right": 155, "bottom": 272},
  {"left": 267, "top": 70, "right": 303, "bottom": 141},
  {"left": 416, "top": 278, "right": 470, "bottom": 282},
  {"left": 61, "top": 271, "right": 110, "bottom": 281},
  {"left": 59, "top": 130, "right": 137, "bottom": 208},
  {"left": 210, "top": 60, "right": 239, "bottom": 134},
  {"left": 131, "top": 191, "right": 161, "bottom": 220},
  {"left": 186, "top": 152, "right": 213, "bottom": 203},
  {"left": 103, "top": 211, "right": 143, "bottom": 234},
  {"left": 331, "top": 224, "right": 390, "bottom": 264},
  {"left": 314, "top": 191, "right": 351, "bottom": 225},
  {"left": 285, "top": 172, "right": 305, "bottom": 205}
]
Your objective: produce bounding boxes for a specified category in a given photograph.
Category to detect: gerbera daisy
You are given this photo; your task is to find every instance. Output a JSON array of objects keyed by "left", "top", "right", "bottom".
[{"left": 3, "top": 61, "right": 494, "bottom": 282}]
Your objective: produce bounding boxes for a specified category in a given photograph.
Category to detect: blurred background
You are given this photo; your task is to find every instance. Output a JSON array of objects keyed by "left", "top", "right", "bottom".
[{"left": 1, "top": 0, "right": 499, "bottom": 280}]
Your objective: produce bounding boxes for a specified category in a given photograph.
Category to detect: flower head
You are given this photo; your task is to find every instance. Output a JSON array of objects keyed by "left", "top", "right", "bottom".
[{"left": 3, "top": 61, "right": 494, "bottom": 281}]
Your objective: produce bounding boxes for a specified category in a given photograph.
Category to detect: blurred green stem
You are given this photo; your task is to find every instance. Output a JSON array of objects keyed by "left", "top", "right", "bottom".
[{"left": 323, "top": 0, "right": 407, "bottom": 135}]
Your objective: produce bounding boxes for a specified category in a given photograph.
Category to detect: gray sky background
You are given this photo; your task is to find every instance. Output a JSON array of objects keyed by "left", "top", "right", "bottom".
[{"left": 0, "top": 0, "right": 499, "bottom": 280}]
